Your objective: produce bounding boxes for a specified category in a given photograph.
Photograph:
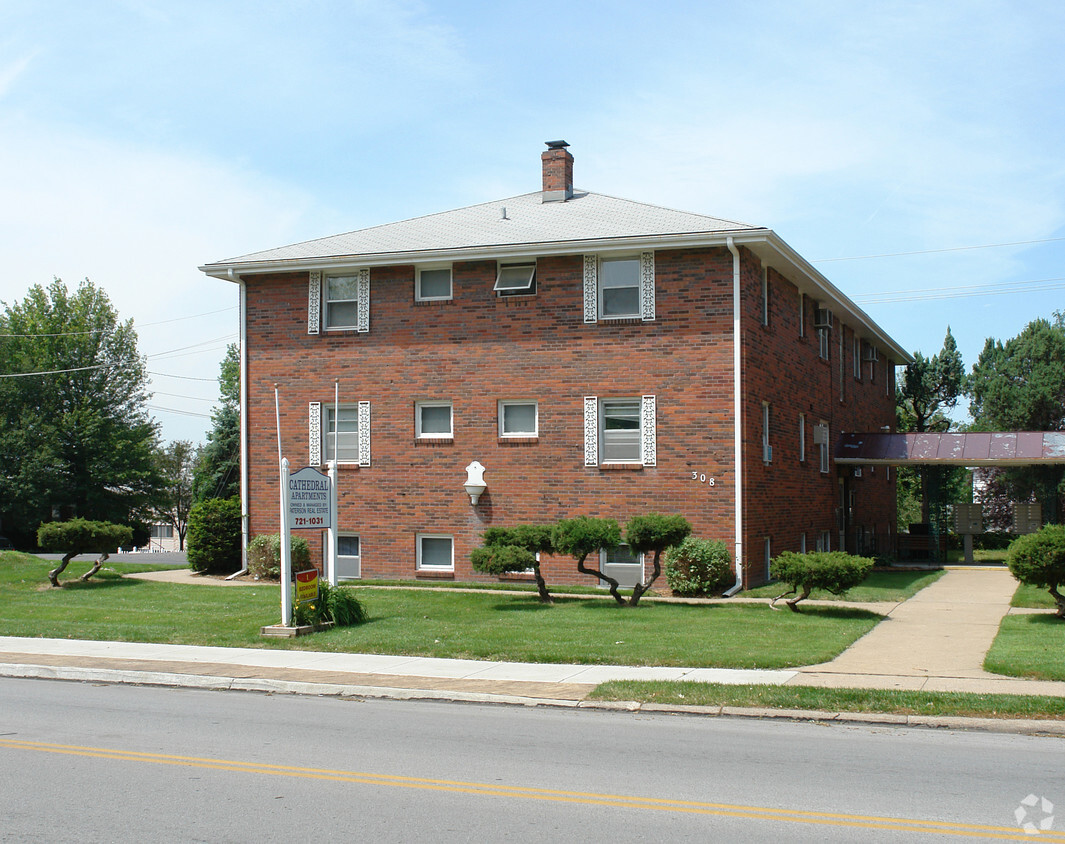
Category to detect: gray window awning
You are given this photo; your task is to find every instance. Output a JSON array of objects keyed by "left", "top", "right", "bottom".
[{"left": 835, "top": 432, "right": 1065, "bottom": 466}]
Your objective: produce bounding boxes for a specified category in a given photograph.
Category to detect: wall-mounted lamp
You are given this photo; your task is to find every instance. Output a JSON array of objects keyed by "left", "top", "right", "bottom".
[{"left": 464, "top": 460, "right": 487, "bottom": 505}]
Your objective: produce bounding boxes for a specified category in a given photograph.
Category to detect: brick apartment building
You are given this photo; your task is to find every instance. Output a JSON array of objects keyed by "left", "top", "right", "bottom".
[{"left": 200, "top": 142, "right": 910, "bottom": 589}]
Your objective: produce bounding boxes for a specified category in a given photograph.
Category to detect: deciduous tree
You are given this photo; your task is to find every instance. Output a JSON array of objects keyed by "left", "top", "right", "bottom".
[{"left": 0, "top": 279, "right": 163, "bottom": 544}]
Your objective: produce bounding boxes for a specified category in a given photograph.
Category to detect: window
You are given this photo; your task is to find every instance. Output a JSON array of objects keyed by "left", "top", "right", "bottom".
[
  {"left": 324, "top": 405, "right": 360, "bottom": 463},
  {"left": 800, "top": 533, "right": 807, "bottom": 553},
  {"left": 336, "top": 534, "right": 361, "bottom": 580},
  {"left": 494, "top": 262, "right": 536, "bottom": 295},
  {"left": 799, "top": 293, "right": 806, "bottom": 338},
  {"left": 853, "top": 337, "right": 862, "bottom": 379},
  {"left": 601, "top": 398, "right": 641, "bottom": 463},
  {"left": 817, "top": 530, "right": 831, "bottom": 552},
  {"left": 815, "top": 307, "right": 832, "bottom": 360},
  {"left": 325, "top": 274, "right": 360, "bottom": 329},
  {"left": 309, "top": 401, "right": 370, "bottom": 466},
  {"left": 417, "top": 535, "right": 453, "bottom": 571},
  {"left": 761, "top": 402, "right": 772, "bottom": 463},
  {"left": 499, "top": 400, "right": 537, "bottom": 437},
  {"left": 151, "top": 524, "right": 174, "bottom": 539},
  {"left": 416, "top": 401, "right": 453, "bottom": 438},
  {"left": 416, "top": 266, "right": 452, "bottom": 301},
  {"left": 818, "top": 327, "right": 830, "bottom": 359},
  {"left": 764, "top": 537, "right": 772, "bottom": 580},
  {"left": 798, "top": 413, "right": 806, "bottom": 463},
  {"left": 584, "top": 395, "right": 656, "bottom": 466},
  {"left": 815, "top": 422, "right": 830, "bottom": 473},
  {"left": 599, "top": 543, "right": 644, "bottom": 588},
  {"left": 599, "top": 257, "right": 641, "bottom": 318}
]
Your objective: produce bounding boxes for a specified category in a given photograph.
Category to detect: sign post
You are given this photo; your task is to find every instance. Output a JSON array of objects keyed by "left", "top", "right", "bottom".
[{"left": 281, "top": 465, "right": 332, "bottom": 626}]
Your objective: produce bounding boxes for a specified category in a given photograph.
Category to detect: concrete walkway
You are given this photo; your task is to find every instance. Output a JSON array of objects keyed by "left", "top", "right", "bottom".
[
  {"left": 3, "top": 567, "right": 1064, "bottom": 733},
  {"left": 792, "top": 567, "right": 1065, "bottom": 696}
]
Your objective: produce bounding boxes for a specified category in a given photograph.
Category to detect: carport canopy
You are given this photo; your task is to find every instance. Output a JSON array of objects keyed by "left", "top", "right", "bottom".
[{"left": 835, "top": 431, "right": 1065, "bottom": 466}]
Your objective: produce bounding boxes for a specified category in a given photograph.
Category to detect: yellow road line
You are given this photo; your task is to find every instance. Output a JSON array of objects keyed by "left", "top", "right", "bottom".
[{"left": 1, "top": 738, "right": 1059, "bottom": 841}]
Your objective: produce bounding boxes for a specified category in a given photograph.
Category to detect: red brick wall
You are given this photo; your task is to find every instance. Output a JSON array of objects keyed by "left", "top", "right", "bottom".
[{"left": 241, "top": 244, "right": 895, "bottom": 589}]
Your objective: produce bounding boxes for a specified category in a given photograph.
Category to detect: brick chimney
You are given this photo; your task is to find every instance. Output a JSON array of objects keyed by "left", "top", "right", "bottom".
[{"left": 541, "top": 140, "right": 573, "bottom": 202}]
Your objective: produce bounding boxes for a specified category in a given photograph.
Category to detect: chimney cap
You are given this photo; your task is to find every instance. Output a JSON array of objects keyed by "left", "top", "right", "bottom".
[{"left": 544, "top": 140, "right": 570, "bottom": 150}]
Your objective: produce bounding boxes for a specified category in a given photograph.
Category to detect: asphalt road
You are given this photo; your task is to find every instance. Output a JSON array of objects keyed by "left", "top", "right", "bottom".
[{"left": 1, "top": 678, "right": 1062, "bottom": 842}]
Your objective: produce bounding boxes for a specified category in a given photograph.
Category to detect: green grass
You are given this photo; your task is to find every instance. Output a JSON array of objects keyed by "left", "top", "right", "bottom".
[
  {"left": 984, "top": 613, "right": 1065, "bottom": 681},
  {"left": 739, "top": 569, "right": 945, "bottom": 603},
  {"left": 0, "top": 554, "right": 879, "bottom": 668},
  {"left": 589, "top": 681, "right": 1065, "bottom": 720},
  {"left": 1010, "top": 582, "right": 1059, "bottom": 609}
]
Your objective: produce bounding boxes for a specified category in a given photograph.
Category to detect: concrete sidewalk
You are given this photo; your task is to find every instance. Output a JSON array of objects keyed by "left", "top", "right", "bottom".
[{"left": 2, "top": 567, "right": 1063, "bottom": 734}]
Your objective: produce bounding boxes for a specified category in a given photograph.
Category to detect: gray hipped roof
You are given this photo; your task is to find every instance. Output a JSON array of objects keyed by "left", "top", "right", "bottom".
[{"left": 204, "top": 190, "right": 763, "bottom": 267}]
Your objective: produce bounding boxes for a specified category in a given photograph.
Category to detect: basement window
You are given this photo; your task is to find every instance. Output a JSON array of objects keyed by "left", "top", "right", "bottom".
[{"left": 494, "top": 262, "right": 536, "bottom": 296}]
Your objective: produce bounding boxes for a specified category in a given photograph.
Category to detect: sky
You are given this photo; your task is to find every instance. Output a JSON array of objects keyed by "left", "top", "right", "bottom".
[{"left": 2, "top": 0, "right": 1064, "bottom": 445}]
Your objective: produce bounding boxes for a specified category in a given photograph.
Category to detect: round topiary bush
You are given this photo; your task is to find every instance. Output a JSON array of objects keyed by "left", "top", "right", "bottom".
[
  {"left": 186, "top": 496, "right": 242, "bottom": 574},
  {"left": 1007, "top": 524, "right": 1065, "bottom": 618},
  {"left": 665, "top": 536, "right": 733, "bottom": 597},
  {"left": 247, "top": 533, "right": 313, "bottom": 580}
]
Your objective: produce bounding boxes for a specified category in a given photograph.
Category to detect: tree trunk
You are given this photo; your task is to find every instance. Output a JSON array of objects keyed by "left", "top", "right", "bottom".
[
  {"left": 576, "top": 555, "right": 625, "bottom": 606},
  {"left": 48, "top": 553, "right": 76, "bottom": 587},
  {"left": 80, "top": 552, "right": 109, "bottom": 581},
  {"left": 628, "top": 550, "right": 663, "bottom": 606},
  {"left": 532, "top": 562, "right": 553, "bottom": 604},
  {"left": 1050, "top": 585, "right": 1065, "bottom": 619}
]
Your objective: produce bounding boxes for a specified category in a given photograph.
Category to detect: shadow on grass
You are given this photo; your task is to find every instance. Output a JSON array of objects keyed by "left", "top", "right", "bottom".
[
  {"left": 788, "top": 605, "right": 884, "bottom": 621},
  {"left": 50, "top": 575, "right": 144, "bottom": 591}
]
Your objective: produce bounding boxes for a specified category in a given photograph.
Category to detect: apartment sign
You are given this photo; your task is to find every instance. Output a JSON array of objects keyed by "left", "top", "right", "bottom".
[{"left": 288, "top": 466, "right": 332, "bottom": 529}]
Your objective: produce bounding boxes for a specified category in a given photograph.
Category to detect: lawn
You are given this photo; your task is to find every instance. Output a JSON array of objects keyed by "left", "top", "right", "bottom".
[
  {"left": 1010, "top": 582, "right": 1058, "bottom": 609},
  {"left": 589, "top": 681, "right": 1065, "bottom": 720},
  {"left": 984, "top": 613, "right": 1065, "bottom": 682},
  {"left": 0, "top": 553, "right": 880, "bottom": 668},
  {"left": 739, "top": 569, "right": 945, "bottom": 603}
]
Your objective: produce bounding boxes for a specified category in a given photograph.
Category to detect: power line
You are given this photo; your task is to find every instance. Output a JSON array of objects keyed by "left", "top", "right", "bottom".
[
  {"left": 147, "top": 404, "right": 213, "bottom": 419},
  {"left": 855, "top": 276, "right": 1065, "bottom": 305},
  {"left": 149, "top": 371, "right": 218, "bottom": 382},
  {"left": 813, "top": 236, "right": 1065, "bottom": 264},
  {"left": 151, "top": 390, "right": 217, "bottom": 403},
  {"left": 0, "top": 306, "right": 237, "bottom": 338}
]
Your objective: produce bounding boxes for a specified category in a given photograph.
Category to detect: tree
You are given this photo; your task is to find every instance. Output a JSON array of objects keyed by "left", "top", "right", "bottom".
[
  {"left": 471, "top": 524, "right": 555, "bottom": 603},
  {"left": 770, "top": 551, "right": 873, "bottom": 612},
  {"left": 967, "top": 316, "right": 1065, "bottom": 524},
  {"left": 1006, "top": 524, "right": 1065, "bottom": 618},
  {"left": 37, "top": 518, "right": 133, "bottom": 587},
  {"left": 186, "top": 496, "right": 242, "bottom": 573},
  {"left": 552, "top": 517, "right": 624, "bottom": 604},
  {"left": 0, "top": 279, "right": 164, "bottom": 545},
  {"left": 624, "top": 513, "right": 691, "bottom": 606},
  {"left": 154, "top": 440, "right": 196, "bottom": 550},
  {"left": 193, "top": 343, "right": 240, "bottom": 503},
  {"left": 896, "top": 328, "right": 965, "bottom": 526}
]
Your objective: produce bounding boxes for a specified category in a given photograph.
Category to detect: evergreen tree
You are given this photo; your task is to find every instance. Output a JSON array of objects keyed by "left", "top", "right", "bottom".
[{"left": 193, "top": 343, "right": 240, "bottom": 502}]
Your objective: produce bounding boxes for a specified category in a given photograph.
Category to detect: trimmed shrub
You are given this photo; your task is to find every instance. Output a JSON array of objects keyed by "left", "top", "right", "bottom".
[
  {"left": 770, "top": 551, "right": 874, "bottom": 611},
  {"left": 186, "top": 496, "right": 242, "bottom": 574},
  {"left": 247, "top": 533, "right": 313, "bottom": 580},
  {"left": 37, "top": 518, "right": 134, "bottom": 586},
  {"left": 472, "top": 523, "right": 555, "bottom": 603},
  {"left": 624, "top": 513, "right": 692, "bottom": 605},
  {"left": 665, "top": 537, "right": 733, "bottom": 597},
  {"left": 1007, "top": 525, "right": 1065, "bottom": 618},
  {"left": 553, "top": 516, "right": 625, "bottom": 603}
]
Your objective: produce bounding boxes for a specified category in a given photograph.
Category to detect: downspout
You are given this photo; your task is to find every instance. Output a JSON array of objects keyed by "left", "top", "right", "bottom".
[
  {"left": 724, "top": 237, "right": 744, "bottom": 596},
  {"left": 225, "top": 268, "right": 250, "bottom": 579}
]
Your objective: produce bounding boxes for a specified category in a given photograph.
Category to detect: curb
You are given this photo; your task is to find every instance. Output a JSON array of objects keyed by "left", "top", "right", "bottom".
[{"left": 4, "top": 662, "right": 1064, "bottom": 737}]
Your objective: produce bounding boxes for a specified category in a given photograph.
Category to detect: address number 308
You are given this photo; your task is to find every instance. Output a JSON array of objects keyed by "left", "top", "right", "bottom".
[{"left": 691, "top": 472, "right": 715, "bottom": 486}]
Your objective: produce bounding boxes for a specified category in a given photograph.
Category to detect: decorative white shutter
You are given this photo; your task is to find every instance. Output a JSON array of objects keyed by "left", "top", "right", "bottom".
[
  {"left": 640, "top": 251, "right": 655, "bottom": 321},
  {"left": 356, "top": 268, "right": 370, "bottom": 333},
  {"left": 584, "top": 396, "right": 598, "bottom": 465},
  {"left": 308, "top": 402, "right": 322, "bottom": 464},
  {"left": 641, "top": 395, "right": 656, "bottom": 466},
  {"left": 583, "top": 255, "right": 597, "bottom": 323},
  {"left": 358, "top": 400, "right": 371, "bottom": 466},
  {"left": 308, "top": 271, "right": 321, "bottom": 335}
]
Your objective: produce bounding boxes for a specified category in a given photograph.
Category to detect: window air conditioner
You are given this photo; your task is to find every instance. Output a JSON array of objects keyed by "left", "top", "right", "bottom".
[
  {"left": 814, "top": 308, "right": 833, "bottom": 329},
  {"left": 813, "top": 424, "right": 828, "bottom": 445}
]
